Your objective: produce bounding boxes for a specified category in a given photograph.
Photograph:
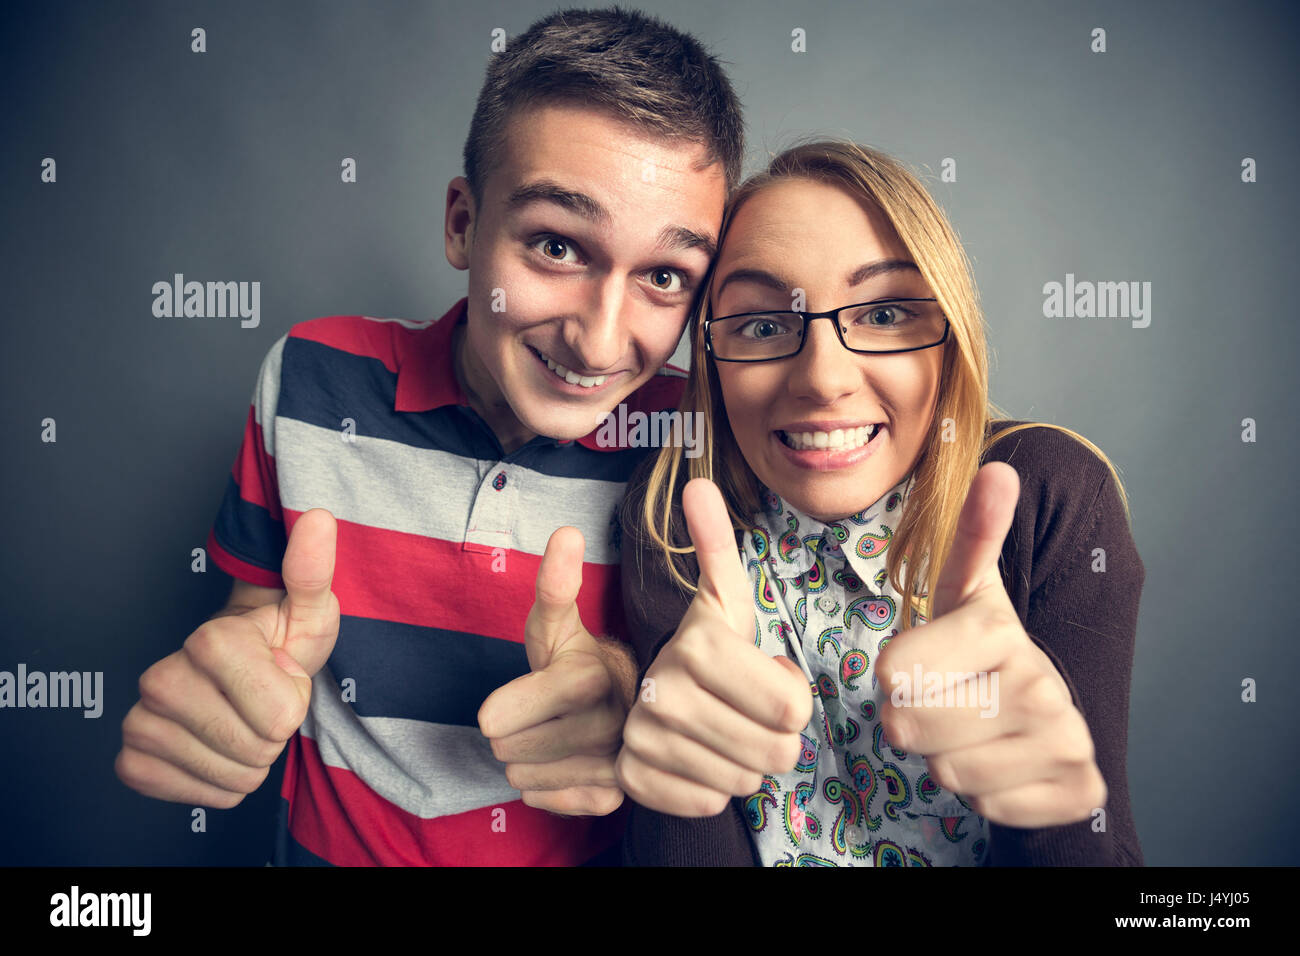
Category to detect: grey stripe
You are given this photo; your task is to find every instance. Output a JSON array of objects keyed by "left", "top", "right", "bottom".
[
  {"left": 252, "top": 333, "right": 288, "bottom": 456},
  {"left": 274, "top": 416, "right": 627, "bottom": 563},
  {"left": 302, "top": 668, "right": 520, "bottom": 819}
]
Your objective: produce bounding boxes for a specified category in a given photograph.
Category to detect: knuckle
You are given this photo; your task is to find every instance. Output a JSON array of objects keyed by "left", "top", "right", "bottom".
[
  {"left": 253, "top": 737, "right": 287, "bottom": 768},
  {"left": 646, "top": 689, "right": 692, "bottom": 737},
  {"left": 503, "top": 763, "right": 525, "bottom": 791},
  {"left": 764, "top": 733, "right": 800, "bottom": 774},
  {"left": 210, "top": 790, "right": 246, "bottom": 810},
  {"left": 591, "top": 720, "right": 622, "bottom": 756},
  {"left": 264, "top": 692, "right": 308, "bottom": 743},
  {"left": 119, "top": 712, "right": 158, "bottom": 756},
  {"left": 592, "top": 788, "right": 625, "bottom": 815},
  {"left": 199, "top": 709, "right": 243, "bottom": 756},
  {"left": 620, "top": 712, "right": 652, "bottom": 758},
  {"left": 572, "top": 663, "right": 611, "bottom": 706},
  {"left": 613, "top": 748, "right": 638, "bottom": 794},
  {"left": 697, "top": 789, "right": 731, "bottom": 817},
  {"left": 1023, "top": 674, "right": 1070, "bottom": 719},
  {"left": 1060, "top": 720, "right": 1096, "bottom": 767},
  {"left": 231, "top": 763, "right": 270, "bottom": 795},
  {"left": 183, "top": 623, "right": 229, "bottom": 672},
  {"left": 672, "top": 629, "right": 707, "bottom": 681},
  {"left": 927, "top": 753, "right": 958, "bottom": 793},
  {"left": 114, "top": 747, "right": 149, "bottom": 791},
  {"left": 771, "top": 691, "right": 807, "bottom": 737},
  {"left": 137, "top": 659, "right": 176, "bottom": 710},
  {"left": 732, "top": 769, "right": 764, "bottom": 798},
  {"left": 1088, "top": 773, "right": 1108, "bottom": 809}
]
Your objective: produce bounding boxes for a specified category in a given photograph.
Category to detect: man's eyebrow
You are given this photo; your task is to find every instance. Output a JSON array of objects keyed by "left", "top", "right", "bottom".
[
  {"left": 505, "top": 180, "right": 610, "bottom": 224},
  {"left": 715, "top": 259, "right": 922, "bottom": 301},
  {"left": 505, "top": 180, "right": 716, "bottom": 261},
  {"left": 657, "top": 225, "right": 717, "bottom": 262}
]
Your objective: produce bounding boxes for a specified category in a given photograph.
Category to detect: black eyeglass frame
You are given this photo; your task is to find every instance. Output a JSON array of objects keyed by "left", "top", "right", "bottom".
[{"left": 703, "top": 297, "right": 950, "bottom": 362}]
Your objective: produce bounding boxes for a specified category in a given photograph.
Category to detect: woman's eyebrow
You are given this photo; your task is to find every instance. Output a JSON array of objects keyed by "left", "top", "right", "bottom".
[
  {"left": 846, "top": 259, "right": 921, "bottom": 286},
  {"left": 715, "top": 259, "right": 921, "bottom": 301}
]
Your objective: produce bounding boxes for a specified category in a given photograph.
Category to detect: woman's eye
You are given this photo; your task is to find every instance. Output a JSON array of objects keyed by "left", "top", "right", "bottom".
[
  {"left": 859, "top": 305, "right": 904, "bottom": 327},
  {"left": 536, "top": 237, "right": 579, "bottom": 263},
  {"left": 738, "top": 317, "right": 791, "bottom": 338},
  {"left": 647, "top": 268, "right": 685, "bottom": 294}
]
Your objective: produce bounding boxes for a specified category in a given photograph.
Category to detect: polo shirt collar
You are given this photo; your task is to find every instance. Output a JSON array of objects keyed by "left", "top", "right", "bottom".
[{"left": 394, "top": 297, "right": 469, "bottom": 413}]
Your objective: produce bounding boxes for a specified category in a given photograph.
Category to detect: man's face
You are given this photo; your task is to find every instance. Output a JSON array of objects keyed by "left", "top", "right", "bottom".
[{"left": 444, "top": 102, "right": 727, "bottom": 444}]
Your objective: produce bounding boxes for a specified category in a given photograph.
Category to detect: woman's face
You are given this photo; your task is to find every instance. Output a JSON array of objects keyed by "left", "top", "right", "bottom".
[{"left": 710, "top": 178, "right": 945, "bottom": 523}]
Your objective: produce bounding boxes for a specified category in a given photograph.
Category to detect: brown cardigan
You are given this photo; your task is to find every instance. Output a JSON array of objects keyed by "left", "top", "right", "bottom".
[{"left": 618, "top": 420, "right": 1145, "bottom": 866}]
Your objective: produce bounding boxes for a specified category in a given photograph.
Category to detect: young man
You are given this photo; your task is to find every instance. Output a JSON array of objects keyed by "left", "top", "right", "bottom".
[{"left": 114, "top": 7, "right": 742, "bottom": 865}]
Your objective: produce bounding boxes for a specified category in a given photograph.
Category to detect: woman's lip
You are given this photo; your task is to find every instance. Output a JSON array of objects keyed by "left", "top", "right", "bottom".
[
  {"left": 776, "top": 420, "right": 884, "bottom": 432},
  {"left": 771, "top": 424, "right": 886, "bottom": 471}
]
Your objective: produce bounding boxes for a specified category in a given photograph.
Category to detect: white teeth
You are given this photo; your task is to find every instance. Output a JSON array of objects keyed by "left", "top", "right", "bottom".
[
  {"left": 780, "top": 425, "right": 879, "bottom": 450},
  {"left": 541, "top": 352, "right": 608, "bottom": 388}
]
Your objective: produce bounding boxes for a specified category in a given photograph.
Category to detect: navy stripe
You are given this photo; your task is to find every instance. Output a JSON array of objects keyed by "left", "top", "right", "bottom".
[
  {"left": 329, "top": 615, "right": 528, "bottom": 726},
  {"left": 277, "top": 337, "right": 658, "bottom": 482},
  {"left": 213, "top": 474, "right": 286, "bottom": 571},
  {"left": 273, "top": 798, "right": 333, "bottom": 866}
]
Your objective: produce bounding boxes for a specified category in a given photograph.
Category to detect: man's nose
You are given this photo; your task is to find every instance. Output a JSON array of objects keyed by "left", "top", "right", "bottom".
[
  {"left": 564, "top": 278, "right": 627, "bottom": 372},
  {"left": 784, "top": 316, "right": 861, "bottom": 402}
]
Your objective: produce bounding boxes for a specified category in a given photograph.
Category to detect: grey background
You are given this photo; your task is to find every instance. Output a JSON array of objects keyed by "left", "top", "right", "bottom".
[{"left": 2, "top": 0, "right": 1295, "bottom": 865}]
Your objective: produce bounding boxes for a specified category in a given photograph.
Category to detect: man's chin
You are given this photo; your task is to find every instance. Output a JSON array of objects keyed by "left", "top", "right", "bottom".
[
  {"left": 512, "top": 394, "right": 632, "bottom": 443},
  {"left": 510, "top": 361, "right": 658, "bottom": 440}
]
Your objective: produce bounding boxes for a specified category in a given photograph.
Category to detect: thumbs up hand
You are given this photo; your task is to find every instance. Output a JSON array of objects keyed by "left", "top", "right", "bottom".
[
  {"left": 477, "top": 527, "right": 630, "bottom": 816},
  {"left": 874, "top": 462, "right": 1107, "bottom": 828},
  {"left": 116, "top": 508, "right": 341, "bottom": 808},
  {"left": 615, "top": 478, "right": 814, "bottom": 818}
]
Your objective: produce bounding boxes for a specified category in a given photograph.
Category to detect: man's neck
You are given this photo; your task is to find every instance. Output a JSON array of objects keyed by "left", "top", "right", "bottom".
[{"left": 452, "top": 321, "right": 537, "bottom": 455}]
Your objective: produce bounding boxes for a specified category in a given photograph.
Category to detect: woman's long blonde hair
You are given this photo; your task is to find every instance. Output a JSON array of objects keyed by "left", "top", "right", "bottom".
[{"left": 640, "top": 139, "right": 1133, "bottom": 631}]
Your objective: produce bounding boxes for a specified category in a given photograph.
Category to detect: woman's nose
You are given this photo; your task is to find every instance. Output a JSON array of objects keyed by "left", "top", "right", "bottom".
[{"left": 784, "top": 315, "right": 862, "bottom": 402}]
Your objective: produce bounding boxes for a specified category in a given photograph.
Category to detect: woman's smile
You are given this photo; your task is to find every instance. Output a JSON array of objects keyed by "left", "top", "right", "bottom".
[{"left": 771, "top": 421, "right": 887, "bottom": 471}]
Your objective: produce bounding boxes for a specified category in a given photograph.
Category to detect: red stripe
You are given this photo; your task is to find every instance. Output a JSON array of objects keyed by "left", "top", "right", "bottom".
[
  {"left": 282, "top": 508, "right": 625, "bottom": 645},
  {"left": 281, "top": 732, "right": 625, "bottom": 866},
  {"left": 206, "top": 528, "right": 284, "bottom": 588},
  {"left": 288, "top": 314, "right": 403, "bottom": 372},
  {"left": 232, "top": 405, "right": 281, "bottom": 516}
]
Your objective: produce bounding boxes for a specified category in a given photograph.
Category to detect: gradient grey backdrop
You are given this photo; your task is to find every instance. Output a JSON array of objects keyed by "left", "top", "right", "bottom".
[{"left": 2, "top": 0, "right": 1296, "bottom": 865}]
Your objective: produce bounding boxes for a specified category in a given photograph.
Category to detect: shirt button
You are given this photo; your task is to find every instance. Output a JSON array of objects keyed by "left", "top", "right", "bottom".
[{"left": 492, "top": 471, "right": 507, "bottom": 490}]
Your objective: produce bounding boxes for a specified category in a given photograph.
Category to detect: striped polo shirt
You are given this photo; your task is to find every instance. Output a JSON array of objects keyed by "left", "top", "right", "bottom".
[{"left": 205, "top": 297, "right": 685, "bottom": 865}]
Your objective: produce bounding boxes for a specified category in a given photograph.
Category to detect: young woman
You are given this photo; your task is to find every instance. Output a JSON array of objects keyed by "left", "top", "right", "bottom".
[{"left": 614, "top": 141, "right": 1144, "bottom": 866}]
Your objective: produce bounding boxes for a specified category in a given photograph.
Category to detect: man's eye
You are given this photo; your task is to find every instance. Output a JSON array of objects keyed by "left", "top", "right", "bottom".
[
  {"left": 647, "top": 268, "right": 685, "bottom": 294},
  {"left": 536, "top": 237, "right": 579, "bottom": 263}
]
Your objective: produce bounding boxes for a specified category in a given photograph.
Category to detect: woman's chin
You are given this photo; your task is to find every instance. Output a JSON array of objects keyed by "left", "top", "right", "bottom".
[{"left": 760, "top": 431, "right": 894, "bottom": 521}]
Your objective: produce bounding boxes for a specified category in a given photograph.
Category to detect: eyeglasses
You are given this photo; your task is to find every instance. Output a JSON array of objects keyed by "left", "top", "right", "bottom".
[{"left": 704, "top": 298, "right": 949, "bottom": 362}]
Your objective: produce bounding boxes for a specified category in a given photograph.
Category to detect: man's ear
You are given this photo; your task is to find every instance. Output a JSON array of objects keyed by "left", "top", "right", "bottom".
[{"left": 444, "top": 176, "right": 475, "bottom": 271}]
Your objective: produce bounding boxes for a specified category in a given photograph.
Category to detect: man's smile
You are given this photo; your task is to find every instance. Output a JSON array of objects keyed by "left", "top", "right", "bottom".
[{"left": 528, "top": 345, "right": 619, "bottom": 390}]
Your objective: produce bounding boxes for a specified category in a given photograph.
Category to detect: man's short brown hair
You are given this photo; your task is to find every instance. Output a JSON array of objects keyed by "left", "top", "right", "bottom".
[{"left": 463, "top": 6, "right": 745, "bottom": 206}]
